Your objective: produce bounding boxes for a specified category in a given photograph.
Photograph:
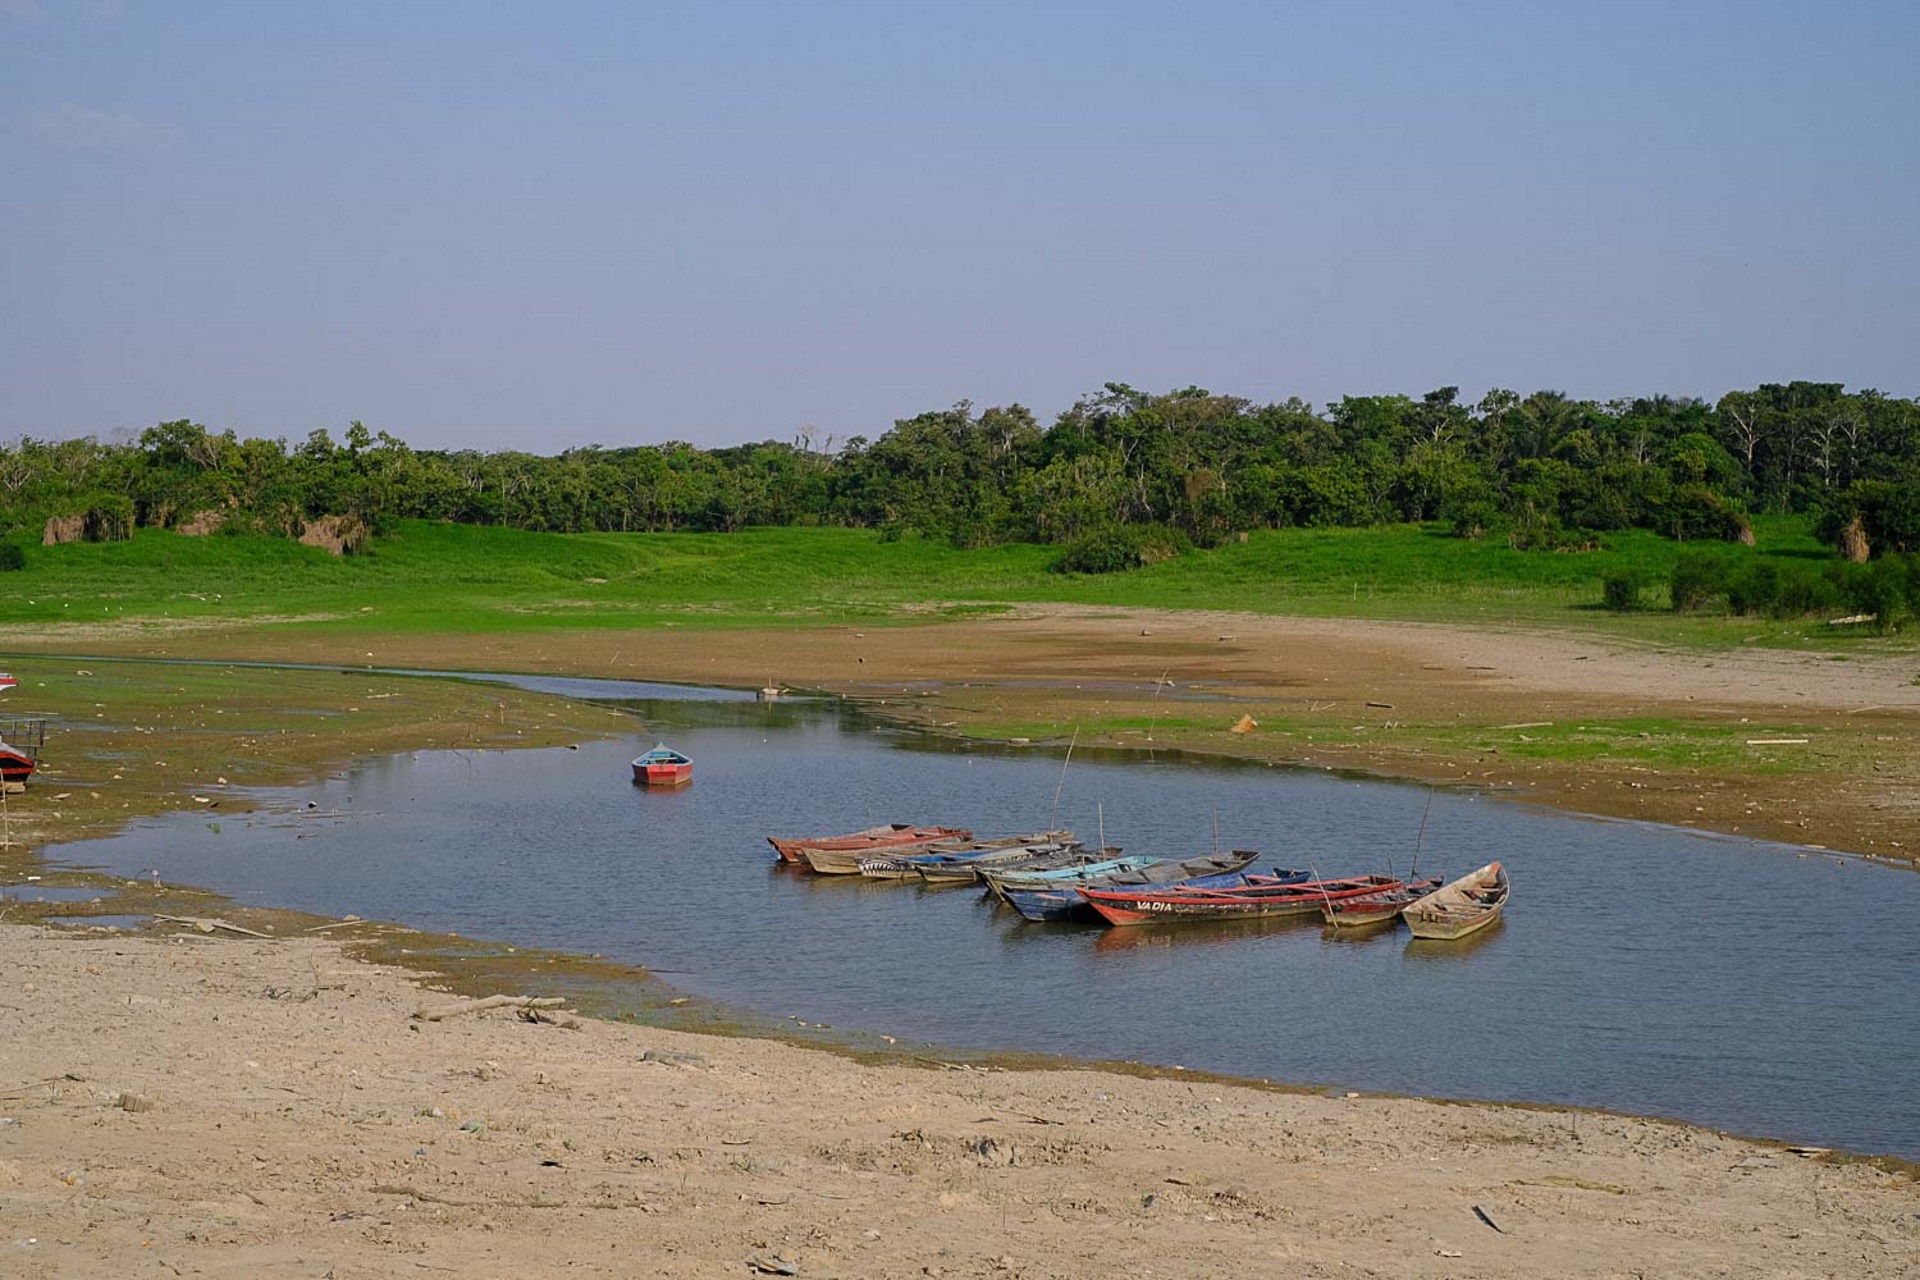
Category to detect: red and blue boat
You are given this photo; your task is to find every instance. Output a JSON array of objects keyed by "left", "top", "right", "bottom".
[{"left": 630, "top": 744, "right": 693, "bottom": 787}]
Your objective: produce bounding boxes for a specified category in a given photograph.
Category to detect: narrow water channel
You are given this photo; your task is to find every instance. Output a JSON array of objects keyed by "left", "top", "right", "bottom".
[{"left": 44, "top": 678, "right": 1920, "bottom": 1160}]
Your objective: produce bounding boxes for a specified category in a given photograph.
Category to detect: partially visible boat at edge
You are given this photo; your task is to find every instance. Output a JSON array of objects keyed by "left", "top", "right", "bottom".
[
  {"left": 1402, "top": 862, "right": 1508, "bottom": 940},
  {"left": 0, "top": 740, "right": 34, "bottom": 790},
  {"left": 0, "top": 714, "right": 43, "bottom": 792}
]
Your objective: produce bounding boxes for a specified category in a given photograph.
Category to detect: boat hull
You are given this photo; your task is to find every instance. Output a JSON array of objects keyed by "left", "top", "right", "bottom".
[
  {"left": 631, "top": 744, "right": 693, "bottom": 787},
  {"left": 766, "top": 825, "right": 973, "bottom": 865},
  {"left": 0, "top": 748, "right": 33, "bottom": 788},
  {"left": 899, "top": 834, "right": 1083, "bottom": 883},
  {"left": 1080, "top": 875, "right": 1404, "bottom": 928},
  {"left": 1402, "top": 862, "right": 1509, "bottom": 940},
  {"left": 1001, "top": 867, "right": 1299, "bottom": 923},
  {"left": 1405, "top": 904, "right": 1504, "bottom": 940},
  {"left": 809, "top": 830, "right": 1029, "bottom": 876},
  {"left": 1321, "top": 877, "right": 1446, "bottom": 928}
]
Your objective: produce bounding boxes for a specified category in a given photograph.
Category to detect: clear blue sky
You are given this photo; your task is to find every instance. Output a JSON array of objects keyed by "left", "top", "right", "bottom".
[{"left": 4, "top": 1, "right": 1916, "bottom": 452}]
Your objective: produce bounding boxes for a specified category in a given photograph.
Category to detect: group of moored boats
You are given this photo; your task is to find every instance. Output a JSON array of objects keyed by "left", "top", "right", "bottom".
[{"left": 765, "top": 823, "right": 1510, "bottom": 936}]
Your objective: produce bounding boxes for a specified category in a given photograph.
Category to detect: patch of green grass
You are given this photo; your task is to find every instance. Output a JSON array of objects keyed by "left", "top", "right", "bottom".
[
  {"left": 1, "top": 517, "right": 1909, "bottom": 655},
  {"left": 1411, "top": 717, "right": 1834, "bottom": 772},
  {"left": 955, "top": 715, "right": 1212, "bottom": 740}
]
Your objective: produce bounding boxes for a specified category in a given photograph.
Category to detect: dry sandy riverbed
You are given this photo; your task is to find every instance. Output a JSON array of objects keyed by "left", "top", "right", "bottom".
[{"left": 1, "top": 923, "right": 1914, "bottom": 1279}]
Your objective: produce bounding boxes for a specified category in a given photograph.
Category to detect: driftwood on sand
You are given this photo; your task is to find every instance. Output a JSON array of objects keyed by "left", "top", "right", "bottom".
[
  {"left": 154, "top": 914, "right": 274, "bottom": 939},
  {"left": 412, "top": 994, "right": 568, "bottom": 1022}
]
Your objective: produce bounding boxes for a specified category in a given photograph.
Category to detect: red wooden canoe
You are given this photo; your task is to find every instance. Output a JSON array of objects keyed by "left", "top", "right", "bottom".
[
  {"left": 1080, "top": 874, "right": 1405, "bottom": 927},
  {"left": 631, "top": 745, "right": 693, "bottom": 787},
  {"left": 767, "top": 824, "right": 972, "bottom": 864},
  {"left": 1321, "top": 876, "right": 1445, "bottom": 928}
]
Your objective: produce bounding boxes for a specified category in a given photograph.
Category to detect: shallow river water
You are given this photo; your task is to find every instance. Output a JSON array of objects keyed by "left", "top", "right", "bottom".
[{"left": 45, "top": 677, "right": 1920, "bottom": 1159}]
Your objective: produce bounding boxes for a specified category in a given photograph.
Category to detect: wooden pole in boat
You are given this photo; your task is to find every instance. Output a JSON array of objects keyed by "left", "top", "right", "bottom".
[
  {"left": 1408, "top": 791, "right": 1434, "bottom": 880},
  {"left": 1097, "top": 800, "right": 1104, "bottom": 856},
  {"left": 1305, "top": 858, "right": 1347, "bottom": 923},
  {"left": 1050, "top": 726, "right": 1078, "bottom": 835},
  {"left": 1212, "top": 808, "right": 1219, "bottom": 856}
]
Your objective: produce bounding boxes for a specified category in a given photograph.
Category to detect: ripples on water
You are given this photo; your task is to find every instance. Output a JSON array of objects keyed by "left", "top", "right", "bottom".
[{"left": 47, "top": 682, "right": 1920, "bottom": 1159}]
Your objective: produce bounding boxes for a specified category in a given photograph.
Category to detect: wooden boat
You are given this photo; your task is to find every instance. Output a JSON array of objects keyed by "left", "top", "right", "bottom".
[
  {"left": 630, "top": 744, "right": 693, "bottom": 787},
  {"left": 905, "top": 835, "right": 1088, "bottom": 884},
  {"left": 0, "top": 671, "right": 16, "bottom": 696},
  {"left": 0, "top": 740, "right": 34, "bottom": 790},
  {"left": 809, "top": 831, "right": 1061, "bottom": 877},
  {"left": 767, "top": 823, "right": 972, "bottom": 866},
  {"left": 1321, "top": 876, "right": 1445, "bottom": 929},
  {"left": 850, "top": 831, "right": 1074, "bottom": 879},
  {"left": 0, "top": 717, "right": 42, "bottom": 792},
  {"left": 1002, "top": 854, "right": 1289, "bottom": 923},
  {"left": 873, "top": 836, "right": 1084, "bottom": 882},
  {"left": 1080, "top": 874, "right": 1405, "bottom": 927},
  {"left": 856, "top": 831, "right": 1082, "bottom": 879},
  {"left": 1402, "top": 862, "right": 1508, "bottom": 940},
  {"left": 981, "top": 853, "right": 1159, "bottom": 899},
  {"left": 985, "top": 850, "right": 1261, "bottom": 901},
  {"left": 966, "top": 844, "right": 1132, "bottom": 892}
]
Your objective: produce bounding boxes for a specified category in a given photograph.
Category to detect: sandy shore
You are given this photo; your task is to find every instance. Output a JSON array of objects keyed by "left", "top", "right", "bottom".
[{"left": 1, "top": 923, "right": 1912, "bottom": 1279}]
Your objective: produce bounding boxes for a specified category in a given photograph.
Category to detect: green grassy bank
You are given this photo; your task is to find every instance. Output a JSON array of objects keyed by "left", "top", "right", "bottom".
[{"left": 0, "top": 516, "right": 1900, "bottom": 652}]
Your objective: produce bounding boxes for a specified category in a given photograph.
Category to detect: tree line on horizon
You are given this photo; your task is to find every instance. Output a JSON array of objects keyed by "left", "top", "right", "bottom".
[{"left": 3, "top": 381, "right": 1918, "bottom": 570}]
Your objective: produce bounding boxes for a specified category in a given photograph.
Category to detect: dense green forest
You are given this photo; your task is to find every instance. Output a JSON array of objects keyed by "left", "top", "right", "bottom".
[{"left": 4, "top": 381, "right": 1918, "bottom": 568}]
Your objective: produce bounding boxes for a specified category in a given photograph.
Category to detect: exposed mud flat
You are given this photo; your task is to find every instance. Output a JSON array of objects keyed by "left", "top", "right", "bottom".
[{"left": 43, "top": 604, "right": 1913, "bottom": 859}]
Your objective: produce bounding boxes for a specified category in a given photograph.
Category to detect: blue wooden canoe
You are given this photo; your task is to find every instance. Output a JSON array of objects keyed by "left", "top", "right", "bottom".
[{"left": 980, "top": 854, "right": 1158, "bottom": 900}]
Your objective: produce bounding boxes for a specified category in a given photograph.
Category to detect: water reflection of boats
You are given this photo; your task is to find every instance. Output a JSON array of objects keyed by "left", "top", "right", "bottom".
[
  {"left": 1087, "top": 912, "right": 1328, "bottom": 954},
  {"left": 1403, "top": 916, "right": 1507, "bottom": 959},
  {"left": 1315, "top": 921, "right": 1404, "bottom": 949}
]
